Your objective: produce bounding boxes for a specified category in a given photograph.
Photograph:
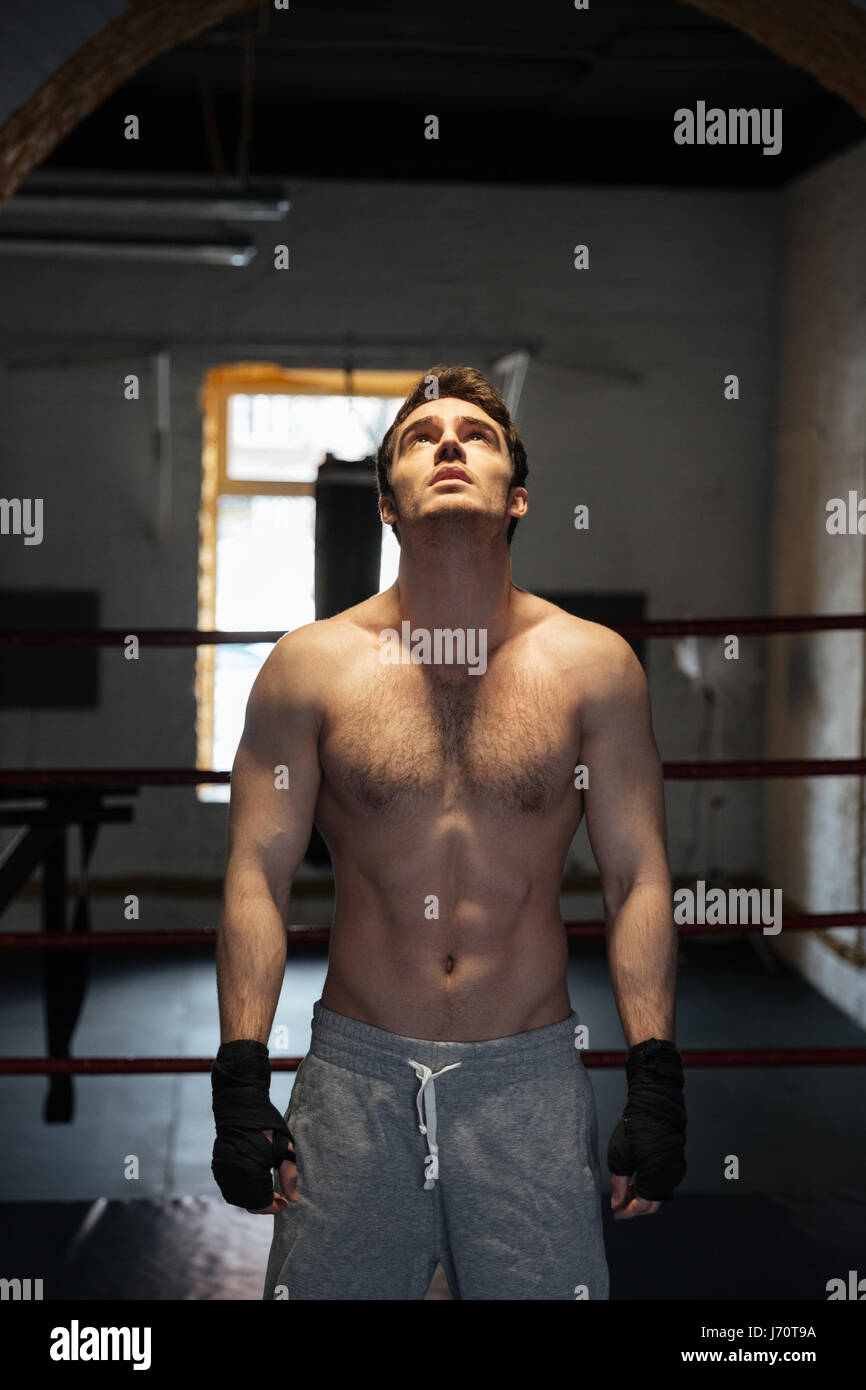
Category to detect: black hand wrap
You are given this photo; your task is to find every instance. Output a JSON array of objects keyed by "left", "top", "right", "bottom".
[
  {"left": 607, "top": 1037, "right": 687, "bottom": 1201},
  {"left": 211, "top": 1039, "right": 296, "bottom": 1210}
]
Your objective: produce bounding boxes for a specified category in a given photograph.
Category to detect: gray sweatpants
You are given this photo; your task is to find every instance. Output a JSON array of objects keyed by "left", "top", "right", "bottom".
[{"left": 263, "top": 1000, "right": 610, "bottom": 1300}]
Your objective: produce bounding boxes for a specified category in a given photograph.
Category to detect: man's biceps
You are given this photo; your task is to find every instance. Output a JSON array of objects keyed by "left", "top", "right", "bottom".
[
  {"left": 582, "top": 789, "right": 627, "bottom": 875},
  {"left": 583, "top": 791, "right": 622, "bottom": 854},
  {"left": 235, "top": 734, "right": 320, "bottom": 787},
  {"left": 283, "top": 754, "right": 323, "bottom": 805},
  {"left": 581, "top": 746, "right": 625, "bottom": 804},
  {"left": 584, "top": 779, "right": 653, "bottom": 852}
]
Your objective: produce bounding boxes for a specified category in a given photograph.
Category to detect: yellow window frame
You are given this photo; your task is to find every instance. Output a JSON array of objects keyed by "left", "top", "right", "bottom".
[{"left": 196, "top": 363, "right": 419, "bottom": 773}]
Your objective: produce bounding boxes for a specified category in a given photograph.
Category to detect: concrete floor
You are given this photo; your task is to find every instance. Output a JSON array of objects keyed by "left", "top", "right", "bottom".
[{"left": 1, "top": 936, "right": 864, "bottom": 1298}]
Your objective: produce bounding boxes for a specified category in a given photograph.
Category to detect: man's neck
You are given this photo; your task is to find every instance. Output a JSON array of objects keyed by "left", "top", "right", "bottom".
[{"left": 390, "top": 531, "right": 515, "bottom": 655}]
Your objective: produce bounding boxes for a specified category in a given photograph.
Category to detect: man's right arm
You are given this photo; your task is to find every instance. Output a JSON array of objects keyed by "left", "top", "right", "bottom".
[{"left": 216, "top": 625, "right": 324, "bottom": 1046}]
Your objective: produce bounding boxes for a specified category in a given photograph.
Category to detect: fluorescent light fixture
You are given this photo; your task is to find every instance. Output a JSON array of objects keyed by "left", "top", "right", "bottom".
[
  {"left": 0, "top": 238, "right": 256, "bottom": 265},
  {"left": 6, "top": 193, "right": 290, "bottom": 221},
  {"left": 5, "top": 177, "right": 291, "bottom": 222}
]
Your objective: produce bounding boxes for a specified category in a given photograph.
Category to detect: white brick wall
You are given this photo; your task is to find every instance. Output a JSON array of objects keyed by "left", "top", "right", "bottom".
[
  {"left": 0, "top": 178, "right": 780, "bottom": 923},
  {"left": 767, "top": 138, "right": 866, "bottom": 1026}
]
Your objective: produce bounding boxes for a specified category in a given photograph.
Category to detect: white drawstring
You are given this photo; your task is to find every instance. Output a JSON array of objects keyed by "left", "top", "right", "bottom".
[{"left": 406, "top": 1058, "right": 462, "bottom": 1189}]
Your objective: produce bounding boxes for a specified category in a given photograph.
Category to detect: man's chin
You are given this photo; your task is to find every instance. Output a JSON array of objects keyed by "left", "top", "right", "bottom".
[
  {"left": 419, "top": 501, "right": 485, "bottom": 531},
  {"left": 402, "top": 504, "right": 503, "bottom": 547}
]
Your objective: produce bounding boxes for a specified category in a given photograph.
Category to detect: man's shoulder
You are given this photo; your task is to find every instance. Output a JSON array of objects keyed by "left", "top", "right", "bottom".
[
  {"left": 260, "top": 598, "right": 380, "bottom": 686},
  {"left": 523, "top": 595, "right": 645, "bottom": 691},
  {"left": 523, "top": 594, "right": 634, "bottom": 658}
]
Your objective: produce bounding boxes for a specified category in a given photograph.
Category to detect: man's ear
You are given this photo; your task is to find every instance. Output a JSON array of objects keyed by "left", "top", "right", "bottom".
[{"left": 508, "top": 486, "right": 528, "bottom": 520}]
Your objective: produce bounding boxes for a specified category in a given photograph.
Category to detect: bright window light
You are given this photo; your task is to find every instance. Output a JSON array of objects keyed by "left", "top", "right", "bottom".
[
  {"left": 227, "top": 393, "right": 401, "bottom": 482},
  {"left": 199, "top": 393, "right": 403, "bottom": 802}
]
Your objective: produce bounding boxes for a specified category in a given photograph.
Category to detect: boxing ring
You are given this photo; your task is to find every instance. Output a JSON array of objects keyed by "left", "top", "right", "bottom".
[
  {"left": 1, "top": 610, "right": 864, "bottom": 1309},
  {"left": 1, "top": 608, "right": 864, "bottom": 1080}
]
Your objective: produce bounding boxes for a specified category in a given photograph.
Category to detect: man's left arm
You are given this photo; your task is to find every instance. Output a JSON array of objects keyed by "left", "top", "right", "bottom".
[
  {"left": 580, "top": 631, "right": 676, "bottom": 1047},
  {"left": 580, "top": 629, "right": 687, "bottom": 1217}
]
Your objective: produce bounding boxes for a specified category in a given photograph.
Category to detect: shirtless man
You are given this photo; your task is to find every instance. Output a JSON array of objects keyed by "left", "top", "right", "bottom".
[{"left": 210, "top": 365, "right": 687, "bottom": 1301}]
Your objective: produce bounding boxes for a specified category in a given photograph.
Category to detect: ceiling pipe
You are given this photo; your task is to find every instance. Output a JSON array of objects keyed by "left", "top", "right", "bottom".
[{"left": 0, "top": 238, "right": 256, "bottom": 265}]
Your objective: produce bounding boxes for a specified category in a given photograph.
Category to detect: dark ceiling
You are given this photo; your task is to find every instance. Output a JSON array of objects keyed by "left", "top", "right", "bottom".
[{"left": 21, "top": 0, "right": 866, "bottom": 187}]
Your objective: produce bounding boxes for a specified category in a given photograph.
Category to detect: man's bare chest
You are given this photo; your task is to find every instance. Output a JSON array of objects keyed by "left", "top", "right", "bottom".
[{"left": 318, "top": 662, "right": 579, "bottom": 817}]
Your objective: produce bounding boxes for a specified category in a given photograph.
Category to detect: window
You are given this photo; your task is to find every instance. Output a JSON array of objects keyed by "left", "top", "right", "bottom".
[{"left": 196, "top": 365, "right": 416, "bottom": 798}]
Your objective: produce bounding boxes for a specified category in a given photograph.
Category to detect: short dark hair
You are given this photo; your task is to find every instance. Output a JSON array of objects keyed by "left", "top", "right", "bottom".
[{"left": 376, "top": 364, "right": 529, "bottom": 546}]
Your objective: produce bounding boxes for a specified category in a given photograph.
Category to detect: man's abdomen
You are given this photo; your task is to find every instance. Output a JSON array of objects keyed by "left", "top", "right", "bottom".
[{"left": 321, "top": 894, "right": 570, "bottom": 1041}]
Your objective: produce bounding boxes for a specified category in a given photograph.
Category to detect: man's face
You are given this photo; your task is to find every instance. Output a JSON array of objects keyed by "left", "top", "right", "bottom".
[{"left": 380, "top": 396, "right": 527, "bottom": 541}]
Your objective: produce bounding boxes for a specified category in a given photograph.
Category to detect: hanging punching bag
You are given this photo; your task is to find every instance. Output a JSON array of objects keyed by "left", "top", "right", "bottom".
[
  {"left": 314, "top": 453, "right": 382, "bottom": 619},
  {"left": 305, "top": 452, "right": 382, "bottom": 869}
]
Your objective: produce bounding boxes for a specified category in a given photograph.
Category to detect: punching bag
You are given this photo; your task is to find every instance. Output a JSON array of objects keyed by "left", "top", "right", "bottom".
[
  {"left": 314, "top": 453, "right": 382, "bottom": 619},
  {"left": 305, "top": 452, "right": 382, "bottom": 870}
]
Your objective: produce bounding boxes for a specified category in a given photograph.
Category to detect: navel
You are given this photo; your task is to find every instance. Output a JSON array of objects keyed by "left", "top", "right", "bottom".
[{"left": 445, "top": 954, "right": 455, "bottom": 974}]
